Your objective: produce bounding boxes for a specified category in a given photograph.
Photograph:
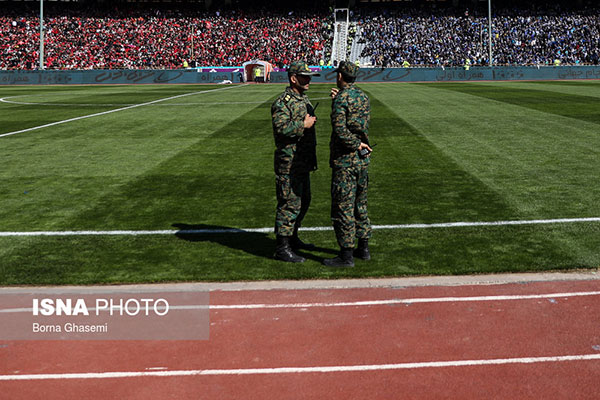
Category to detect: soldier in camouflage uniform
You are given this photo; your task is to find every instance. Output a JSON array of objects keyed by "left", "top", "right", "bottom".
[
  {"left": 271, "top": 61, "right": 320, "bottom": 263},
  {"left": 323, "top": 61, "right": 372, "bottom": 268}
]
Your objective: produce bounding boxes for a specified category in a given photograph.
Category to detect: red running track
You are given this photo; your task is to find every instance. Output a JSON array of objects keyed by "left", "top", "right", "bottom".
[{"left": 1, "top": 278, "right": 600, "bottom": 399}]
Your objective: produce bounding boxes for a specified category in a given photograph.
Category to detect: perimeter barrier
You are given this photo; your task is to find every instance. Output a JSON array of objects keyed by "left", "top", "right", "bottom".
[{"left": 1, "top": 66, "right": 600, "bottom": 85}]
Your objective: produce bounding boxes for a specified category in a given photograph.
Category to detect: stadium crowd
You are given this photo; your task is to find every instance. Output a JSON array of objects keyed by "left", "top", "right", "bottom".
[
  {"left": 1, "top": 3, "right": 599, "bottom": 69},
  {"left": 0, "top": 7, "right": 330, "bottom": 70},
  {"left": 357, "top": 4, "right": 600, "bottom": 66}
]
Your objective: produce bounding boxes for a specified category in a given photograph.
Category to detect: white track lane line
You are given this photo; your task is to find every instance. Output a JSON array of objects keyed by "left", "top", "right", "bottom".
[
  {"left": 208, "top": 290, "right": 600, "bottom": 309},
  {"left": 0, "top": 84, "right": 247, "bottom": 139},
  {"left": 1, "top": 217, "right": 599, "bottom": 237},
  {"left": 1, "top": 354, "right": 600, "bottom": 380},
  {"left": 2, "top": 290, "right": 600, "bottom": 313}
]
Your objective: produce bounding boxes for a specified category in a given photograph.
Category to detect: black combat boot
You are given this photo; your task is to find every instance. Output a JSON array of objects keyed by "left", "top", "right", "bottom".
[
  {"left": 354, "top": 239, "right": 371, "bottom": 260},
  {"left": 274, "top": 235, "right": 306, "bottom": 263},
  {"left": 290, "top": 226, "right": 316, "bottom": 251},
  {"left": 322, "top": 248, "right": 354, "bottom": 267}
]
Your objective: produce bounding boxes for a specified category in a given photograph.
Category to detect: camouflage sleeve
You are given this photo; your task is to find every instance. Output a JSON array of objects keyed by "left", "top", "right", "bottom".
[
  {"left": 347, "top": 93, "right": 370, "bottom": 138},
  {"left": 331, "top": 93, "right": 361, "bottom": 151},
  {"left": 271, "top": 99, "right": 305, "bottom": 138}
]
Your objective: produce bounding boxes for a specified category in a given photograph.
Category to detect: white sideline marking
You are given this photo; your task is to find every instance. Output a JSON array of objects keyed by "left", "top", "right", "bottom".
[
  {"left": 0, "top": 85, "right": 247, "bottom": 139},
  {"left": 2, "top": 291, "right": 600, "bottom": 313},
  {"left": 1, "top": 217, "right": 599, "bottom": 237},
  {"left": 2, "top": 354, "right": 599, "bottom": 380}
]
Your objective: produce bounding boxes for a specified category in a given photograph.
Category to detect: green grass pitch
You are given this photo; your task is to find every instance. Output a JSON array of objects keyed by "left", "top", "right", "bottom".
[{"left": 1, "top": 80, "right": 599, "bottom": 285}]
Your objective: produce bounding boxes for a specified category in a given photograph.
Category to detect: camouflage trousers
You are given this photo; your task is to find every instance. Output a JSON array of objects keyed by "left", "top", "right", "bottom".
[
  {"left": 275, "top": 173, "right": 311, "bottom": 237},
  {"left": 330, "top": 165, "right": 371, "bottom": 248}
]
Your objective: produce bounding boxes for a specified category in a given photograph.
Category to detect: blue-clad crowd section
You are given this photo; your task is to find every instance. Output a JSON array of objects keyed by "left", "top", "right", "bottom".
[{"left": 2, "top": 66, "right": 600, "bottom": 85}]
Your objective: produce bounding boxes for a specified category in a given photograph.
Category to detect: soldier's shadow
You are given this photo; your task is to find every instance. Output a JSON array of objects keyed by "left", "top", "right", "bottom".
[
  {"left": 172, "top": 223, "right": 336, "bottom": 262},
  {"left": 173, "top": 223, "right": 273, "bottom": 260}
]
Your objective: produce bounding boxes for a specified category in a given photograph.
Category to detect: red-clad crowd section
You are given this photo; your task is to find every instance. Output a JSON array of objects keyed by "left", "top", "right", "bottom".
[{"left": 1, "top": 8, "right": 331, "bottom": 70}]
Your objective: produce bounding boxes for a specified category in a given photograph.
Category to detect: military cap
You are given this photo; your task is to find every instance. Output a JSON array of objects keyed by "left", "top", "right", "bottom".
[
  {"left": 335, "top": 61, "right": 359, "bottom": 78},
  {"left": 288, "top": 61, "right": 320, "bottom": 76}
]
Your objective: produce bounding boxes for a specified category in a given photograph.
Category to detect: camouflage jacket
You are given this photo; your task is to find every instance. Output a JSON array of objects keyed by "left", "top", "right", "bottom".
[
  {"left": 271, "top": 87, "right": 317, "bottom": 175},
  {"left": 329, "top": 83, "right": 371, "bottom": 169}
]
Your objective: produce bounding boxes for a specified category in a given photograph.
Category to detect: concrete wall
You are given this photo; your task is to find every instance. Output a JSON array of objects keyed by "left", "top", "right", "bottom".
[{"left": 2, "top": 66, "right": 600, "bottom": 85}]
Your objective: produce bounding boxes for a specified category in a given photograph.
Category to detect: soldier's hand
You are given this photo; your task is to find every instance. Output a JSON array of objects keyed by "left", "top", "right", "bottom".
[
  {"left": 304, "top": 114, "right": 317, "bottom": 129},
  {"left": 358, "top": 142, "right": 372, "bottom": 152},
  {"left": 330, "top": 88, "right": 339, "bottom": 98}
]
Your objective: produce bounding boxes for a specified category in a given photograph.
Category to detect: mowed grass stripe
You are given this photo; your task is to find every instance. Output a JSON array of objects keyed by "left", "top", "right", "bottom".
[
  {"left": 364, "top": 86, "right": 588, "bottom": 270},
  {"left": 0, "top": 85, "right": 213, "bottom": 136},
  {"left": 364, "top": 88, "right": 519, "bottom": 224},
  {"left": 1, "top": 83, "right": 598, "bottom": 285},
  {"left": 435, "top": 81, "right": 600, "bottom": 126},
  {"left": 367, "top": 82, "right": 600, "bottom": 218},
  {"left": 492, "top": 80, "right": 600, "bottom": 101},
  {"left": 0, "top": 85, "right": 267, "bottom": 270},
  {"left": 0, "top": 85, "right": 266, "bottom": 232},
  {"left": 452, "top": 81, "right": 600, "bottom": 261},
  {"left": 61, "top": 90, "right": 284, "bottom": 231},
  {"left": 0, "top": 89, "right": 312, "bottom": 284},
  {"left": 1, "top": 84, "right": 250, "bottom": 139},
  {"left": 367, "top": 82, "right": 600, "bottom": 267},
  {"left": 43, "top": 84, "right": 335, "bottom": 232},
  {"left": 0, "top": 86, "right": 290, "bottom": 284}
]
